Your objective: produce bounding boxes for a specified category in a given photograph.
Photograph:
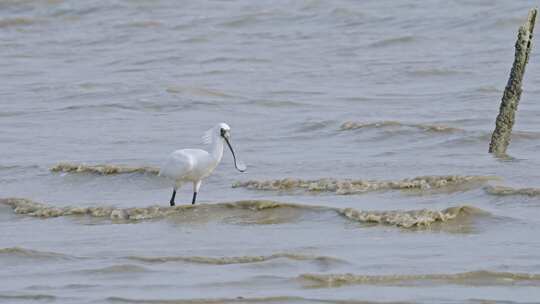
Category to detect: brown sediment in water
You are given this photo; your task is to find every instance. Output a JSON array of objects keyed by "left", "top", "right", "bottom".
[
  {"left": 298, "top": 271, "right": 540, "bottom": 287},
  {"left": 50, "top": 162, "right": 159, "bottom": 175},
  {"left": 484, "top": 185, "right": 540, "bottom": 197},
  {"left": 233, "top": 175, "right": 497, "bottom": 195},
  {"left": 0, "top": 198, "right": 486, "bottom": 229},
  {"left": 340, "top": 121, "right": 462, "bottom": 133},
  {"left": 126, "top": 253, "right": 345, "bottom": 266}
]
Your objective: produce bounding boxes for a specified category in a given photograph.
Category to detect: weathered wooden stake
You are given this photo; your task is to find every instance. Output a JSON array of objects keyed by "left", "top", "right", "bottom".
[{"left": 489, "top": 8, "right": 537, "bottom": 155}]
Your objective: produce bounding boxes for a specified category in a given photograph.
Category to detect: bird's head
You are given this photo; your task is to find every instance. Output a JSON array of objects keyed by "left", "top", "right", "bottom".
[
  {"left": 217, "top": 122, "right": 246, "bottom": 172},
  {"left": 219, "top": 122, "right": 231, "bottom": 140}
]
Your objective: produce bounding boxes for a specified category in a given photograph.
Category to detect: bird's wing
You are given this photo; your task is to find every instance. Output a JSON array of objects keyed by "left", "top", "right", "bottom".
[{"left": 159, "top": 150, "right": 195, "bottom": 180}]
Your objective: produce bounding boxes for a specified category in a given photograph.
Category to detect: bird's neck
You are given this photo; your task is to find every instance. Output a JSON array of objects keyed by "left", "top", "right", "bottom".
[{"left": 210, "top": 136, "right": 224, "bottom": 162}]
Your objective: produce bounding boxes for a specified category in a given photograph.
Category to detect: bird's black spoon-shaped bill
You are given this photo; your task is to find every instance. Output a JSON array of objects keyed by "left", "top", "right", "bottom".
[{"left": 224, "top": 137, "right": 246, "bottom": 172}]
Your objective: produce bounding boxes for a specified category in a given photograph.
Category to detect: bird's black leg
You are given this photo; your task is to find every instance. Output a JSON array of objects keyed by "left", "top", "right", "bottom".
[
  {"left": 169, "top": 189, "right": 176, "bottom": 206},
  {"left": 191, "top": 192, "right": 197, "bottom": 205}
]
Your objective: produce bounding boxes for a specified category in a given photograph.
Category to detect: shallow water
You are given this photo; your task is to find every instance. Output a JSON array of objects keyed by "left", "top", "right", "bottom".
[{"left": 1, "top": 0, "right": 540, "bottom": 303}]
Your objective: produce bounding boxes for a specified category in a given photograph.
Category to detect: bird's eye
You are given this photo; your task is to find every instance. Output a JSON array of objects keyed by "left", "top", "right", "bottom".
[{"left": 220, "top": 128, "right": 226, "bottom": 136}]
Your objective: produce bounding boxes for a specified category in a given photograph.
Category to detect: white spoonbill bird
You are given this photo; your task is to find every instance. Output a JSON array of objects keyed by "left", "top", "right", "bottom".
[{"left": 159, "top": 123, "right": 246, "bottom": 206}]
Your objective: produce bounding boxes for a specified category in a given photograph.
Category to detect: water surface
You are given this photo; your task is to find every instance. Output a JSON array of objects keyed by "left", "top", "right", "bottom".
[{"left": 1, "top": 0, "right": 540, "bottom": 303}]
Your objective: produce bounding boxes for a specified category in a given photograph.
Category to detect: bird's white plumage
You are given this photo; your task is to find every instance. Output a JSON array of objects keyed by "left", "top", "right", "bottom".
[
  {"left": 159, "top": 148, "right": 219, "bottom": 185},
  {"left": 159, "top": 150, "right": 194, "bottom": 182},
  {"left": 159, "top": 123, "right": 244, "bottom": 205}
]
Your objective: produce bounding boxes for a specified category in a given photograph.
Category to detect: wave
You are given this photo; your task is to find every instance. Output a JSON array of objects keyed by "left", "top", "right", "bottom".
[
  {"left": 406, "top": 68, "right": 466, "bottom": 77},
  {"left": 484, "top": 185, "right": 540, "bottom": 197},
  {"left": 340, "top": 206, "right": 485, "bottom": 229},
  {"left": 341, "top": 121, "right": 540, "bottom": 148},
  {"left": 126, "top": 253, "right": 345, "bottom": 266},
  {"left": 0, "top": 17, "right": 36, "bottom": 28},
  {"left": 247, "top": 99, "right": 305, "bottom": 108},
  {"left": 299, "top": 270, "right": 540, "bottom": 287},
  {"left": 475, "top": 85, "right": 502, "bottom": 93},
  {"left": 26, "top": 283, "right": 100, "bottom": 291},
  {"left": 369, "top": 35, "right": 416, "bottom": 48},
  {"left": 115, "top": 20, "right": 162, "bottom": 29},
  {"left": 107, "top": 295, "right": 411, "bottom": 304},
  {"left": 56, "top": 102, "right": 136, "bottom": 112},
  {"left": 165, "top": 86, "right": 233, "bottom": 98},
  {"left": 0, "top": 247, "right": 72, "bottom": 260},
  {"left": 233, "top": 175, "right": 496, "bottom": 195},
  {"left": 199, "top": 57, "right": 271, "bottom": 64},
  {"left": 50, "top": 162, "right": 159, "bottom": 175},
  {"left": 0, "top": 294, "right": 56, "bottom": 301},
  {"left": 268, "top": 90, "right": 325, "bottom": 96},
  {"left": 0, "top": 164, "right": 39, "bottom": 171},
  {"left": 80, "top": 264, "right": 149, "bottom": 275},
  {"left": 510, "top": 131, "right": 540, "bottom": 140},
  {"left": 0, "top": 198, "right": 487, "bottom": 229},
  {"left": 494, "top": 16, "right": 526, "bottom": 29},
  {"left": 340, "top": 121, "right": 462, "bottom": 133},
  {"left": 219, "top": 12, "right": 272, "bottom": 28}
]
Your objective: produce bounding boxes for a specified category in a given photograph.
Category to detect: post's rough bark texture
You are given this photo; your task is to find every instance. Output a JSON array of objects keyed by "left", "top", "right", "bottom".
[{"left": 489, "top": 8, "right": 537, "bottom": 155}]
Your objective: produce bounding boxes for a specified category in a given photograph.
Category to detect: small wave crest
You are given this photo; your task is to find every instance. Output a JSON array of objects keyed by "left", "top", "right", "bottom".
[
  {"left": 406, "top": 68, "right": 465, "bottom": 77},
  {"left": 81, "top": 264, "right": 149, "bottom": 275},
  {"left": 0, "top": 247, "right": 72, "bottom": 260},
  {"left": 106, "top": 295, "right": 371, "bottom": 304},
  {"left": 485, "top": 185, "right": 540, "bottom": 197},
  {"left": 0, "top": 294, "right": 56, "bottom": 301},
  {"left": 299, "top": 270, "right": 540, "bottom": 287},
  {"left": 340, "top": 121, "right": 462, "bottom": 133},
  {"left": 50, "top": 162, "right": 159, "bottom": 175},
  {"left": 369, "top": 35, "right": 416, "bottom": 48},
  {"left": 115, "top": 20, "right": 162, "bottom": 28},
  {"left": 126, "top": 253, "right": 345, "bottom": 266},
  {"left": 165, "top": 86, "right": 233, "bottom": 98},
  {"left": 233, "top": 175, "right": 496, "bottom": 195},
  {"left": 0, "top": 17, "right": 36, "bottom": 28},
  {"left": 340, "top": 206, "right": 486, "bottom": 228},
  {"left": 0, "top": 198, "right": 487, "bottom": 229},
  {"left": 0, "top": 198, "right": 178, "bottom": 220}
]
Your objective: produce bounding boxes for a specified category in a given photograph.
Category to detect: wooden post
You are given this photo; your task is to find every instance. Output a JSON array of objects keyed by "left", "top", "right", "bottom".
[{"left": 489, "top": 8, "right": 537, "bottom": 155}]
